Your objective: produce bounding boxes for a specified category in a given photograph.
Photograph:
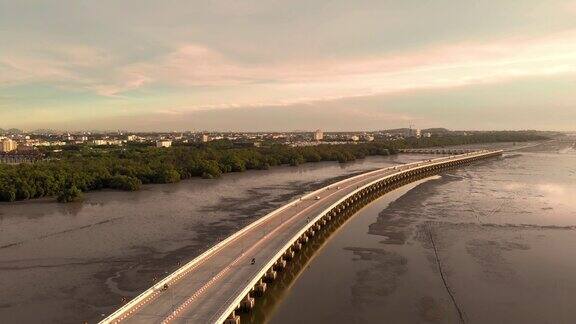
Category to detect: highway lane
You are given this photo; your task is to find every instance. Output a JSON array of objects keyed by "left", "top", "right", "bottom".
[{"left": 104, "top": 153, "right": 485, "bottom": 324}]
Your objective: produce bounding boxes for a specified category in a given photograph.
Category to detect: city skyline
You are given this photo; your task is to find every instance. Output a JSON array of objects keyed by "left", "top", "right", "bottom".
[{"left": 1, "top": 0, "right": 576, "bottom": 131}]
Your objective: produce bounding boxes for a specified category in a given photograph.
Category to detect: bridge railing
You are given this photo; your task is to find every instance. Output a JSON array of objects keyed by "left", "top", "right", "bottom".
[
  {"left": 101, "top": 154, "right": 435, "bottom": 323},
  {"left": 210, "top": 150, "right": 501, "bottom": 324},
  {"left": 101, "top": 150, "right": 500, "bottom": 323}
]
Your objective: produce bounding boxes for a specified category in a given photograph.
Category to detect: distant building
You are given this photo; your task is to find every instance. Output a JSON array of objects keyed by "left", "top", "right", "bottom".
[
  {"left": 108, "top": 139, "right": 123, "bottom": 146},
  {"left": 93, "top": 139, "right": 123, "bottom": 146},
  {"left": 416, "top": 128, "right": 421, "bottom": 138},
  {"left": 0, "top": 150, "right": 43, "bottom": 164},
  {"left": 202, "top": 134, "right": 210, "bottom": 142},
  {"left": 127, "top": 135, "right": 137, "bottom": 141},
  {"left": 313, "top": 129, "right": 324, "bottom": 141},
  {"left": 156, "top": 140, "right": 172, "bottom": 148},
  {"left": 423, "top": 132, "right": 432, "bottom": 138},
  {"left": 350, "top": 135, "right": 360, "bottom": 142},
  {"left": 1, "top": 138, "right": 17, "bottom": 152}
]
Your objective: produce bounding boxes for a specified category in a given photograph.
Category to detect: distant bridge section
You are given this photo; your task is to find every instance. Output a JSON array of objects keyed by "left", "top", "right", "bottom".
[
  {"left": 101, "top": 150, "right": 502, "bottom": 324},
  {"left": 398, "top": 148, "right": 477, "bottom": 154}
]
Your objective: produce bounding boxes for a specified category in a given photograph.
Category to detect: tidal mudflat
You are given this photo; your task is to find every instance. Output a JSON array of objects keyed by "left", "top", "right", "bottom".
[{"left": 267, "top": 140, "right": 576, "bottom": 324}]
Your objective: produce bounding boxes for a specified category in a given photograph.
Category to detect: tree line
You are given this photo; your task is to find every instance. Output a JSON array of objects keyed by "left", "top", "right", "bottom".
[
  {"left": 0, "top": 131, "right": 549, "bottom": 202},
  {"left": 0, "top": 142, "right": 392, "bottom": 202}
]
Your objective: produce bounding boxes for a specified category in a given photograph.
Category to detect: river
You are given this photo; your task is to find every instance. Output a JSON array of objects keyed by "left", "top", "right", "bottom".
[
  {"left": 0, "top": 153, "right": 433, "bottom": 323},
  {"left": 264, "top": 139, "right": 576, "bottom": 324},
  {"left": 2, "top": 140, "right": 574, "bottom": 324}
]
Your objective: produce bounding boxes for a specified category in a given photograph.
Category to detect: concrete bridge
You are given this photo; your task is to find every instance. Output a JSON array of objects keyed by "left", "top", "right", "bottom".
[
  {"left": 100, "top": 150, "right": 502, "bottom": 324},
  {"left": 398, "top": 148, "right": 477, "bottom": 154}
]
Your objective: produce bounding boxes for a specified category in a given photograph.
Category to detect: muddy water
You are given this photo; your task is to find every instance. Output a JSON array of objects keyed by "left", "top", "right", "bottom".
[
  {"left": 0, "top": 154, "right": 437, "bottom": 324},
  {"left": 266, "top": 139, "right": 576, "bottom": 324}
]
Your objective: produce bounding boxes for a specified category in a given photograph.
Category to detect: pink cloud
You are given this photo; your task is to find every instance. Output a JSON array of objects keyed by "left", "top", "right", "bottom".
[
  {"left": 121, "top": 29, "right": 576, "bottom": 90},
  {"left": 3, "top": 29, "right": 576, "bottom": 106}
]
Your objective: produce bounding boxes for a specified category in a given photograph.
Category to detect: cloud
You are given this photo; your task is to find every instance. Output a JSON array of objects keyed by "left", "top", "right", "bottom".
[
  {"left": 109, "top": 29, "right": 576, "bottom": 111},
  {"left": 2, "top": 29, "right": 576, "bottom": 110},
  {"left": 0, "top": 44, "right": 112, "bottom": 84}
]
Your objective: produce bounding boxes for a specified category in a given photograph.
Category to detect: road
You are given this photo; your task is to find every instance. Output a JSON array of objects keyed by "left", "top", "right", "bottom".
[{"left": 102, "top": 152, "right": 494, "bottom": 324}]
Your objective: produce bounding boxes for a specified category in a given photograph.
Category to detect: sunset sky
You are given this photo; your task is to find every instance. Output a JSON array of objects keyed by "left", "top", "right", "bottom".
[{"left": 1, "top": 0, "right": 576, "bottom": 131}]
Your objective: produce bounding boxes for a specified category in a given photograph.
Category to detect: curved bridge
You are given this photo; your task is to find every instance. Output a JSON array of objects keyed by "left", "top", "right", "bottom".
[{"left": 101, "top": 150, "right": 502, "bottom": 324}]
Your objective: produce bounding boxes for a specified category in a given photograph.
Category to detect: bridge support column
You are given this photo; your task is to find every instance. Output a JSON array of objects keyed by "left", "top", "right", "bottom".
[
  {"left": 293, "top": 242, "right": 302, "bottom": 251},
  {"left": 285, "top": 249, "right": 295, "bottom": 260},
  {"left": 255, "top": 279, "right": 267, "bottom": 296},
  {"left": 274, "top": 259, "right": 287, "bottom": 271},
  {"left": 265, "top": 269, "right": 277, "bottom": 282},
  {"left": 224, "top": 311, "right": 241, "bottom": 324},
  {"left": 240, "top": 295, "right": 255, "bottom": 311}
]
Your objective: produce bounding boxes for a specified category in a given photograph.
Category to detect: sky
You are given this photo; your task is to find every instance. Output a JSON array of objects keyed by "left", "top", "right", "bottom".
[{"left": 1, "top": 0, "right": 576, "bottom": 131}]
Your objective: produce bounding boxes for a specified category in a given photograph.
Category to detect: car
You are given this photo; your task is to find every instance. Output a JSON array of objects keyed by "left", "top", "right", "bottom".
[
  {"left": 336, "top": 186, "right": 341, "bottom": 190},
  {"left": 315, "top": 196, "right": 321, "bottom": 200}
]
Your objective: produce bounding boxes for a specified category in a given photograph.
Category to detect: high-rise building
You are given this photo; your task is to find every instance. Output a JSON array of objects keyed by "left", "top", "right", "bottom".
[
  {"left": 1, "top": 138, "right": 17, "bottom": 152},
  {"left": 314, "top": 129, "right": 323, "bottom": 141}
]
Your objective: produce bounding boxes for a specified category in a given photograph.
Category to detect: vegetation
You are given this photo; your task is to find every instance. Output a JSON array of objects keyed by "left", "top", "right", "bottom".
[
  {"left": 394, "top": 131, "right": 550, "bottom": 149},
  {"left": 0, "top": 131, "right": 549, "bottom": 203},
  {"left": 57, "top": 185, "right": 83, "bottom": 203},
  {"left": 0, "top": 142, "right": 392, "bottom": 203}
]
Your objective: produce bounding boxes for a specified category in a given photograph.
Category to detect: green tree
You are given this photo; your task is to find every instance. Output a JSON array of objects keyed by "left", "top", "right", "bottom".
[{"left": 57, "top": 185, "right": 83, "bottom": 203}]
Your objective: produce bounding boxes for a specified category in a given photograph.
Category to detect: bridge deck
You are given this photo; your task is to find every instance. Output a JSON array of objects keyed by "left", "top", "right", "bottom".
[{"left": 102, "top": 152, "right": 497, "bottom": 324}]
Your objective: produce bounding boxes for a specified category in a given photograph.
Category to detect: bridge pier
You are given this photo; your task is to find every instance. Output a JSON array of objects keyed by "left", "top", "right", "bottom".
[
  {"left": 274, "top": 259, "right": 287, "bottom": 271},
  {"left": 284, "top": 249, "right": 295, "bottom": 260},
  {"left": 224, "top": 311, "right": 241, "bottom": 324},
  {"left": 293, "top": 242, "right": 302, "bottom": 251},
  {"left": 265, "top": 269, "right": 277, "bottom": 282},
  {"left": 254, "top": 279, "right": 267, "bottom": 296},
  {"left": 240, "top": 295, "right": 255, "bottom": 312}
]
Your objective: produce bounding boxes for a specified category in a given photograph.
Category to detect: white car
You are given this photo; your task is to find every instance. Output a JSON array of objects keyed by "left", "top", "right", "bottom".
[{"left": 315, "top": 196, "right": 321, "bottom": 200}]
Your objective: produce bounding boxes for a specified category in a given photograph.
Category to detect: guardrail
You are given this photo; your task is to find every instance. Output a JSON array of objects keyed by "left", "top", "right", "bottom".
[{"left": 101, "top": 150, "right": 500, "bottom": 323}]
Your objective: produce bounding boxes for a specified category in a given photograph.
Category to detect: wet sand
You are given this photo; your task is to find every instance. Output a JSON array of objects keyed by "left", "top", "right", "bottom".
[{"left": 267, "top": 139, "right": 576, "bottom": 324}]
